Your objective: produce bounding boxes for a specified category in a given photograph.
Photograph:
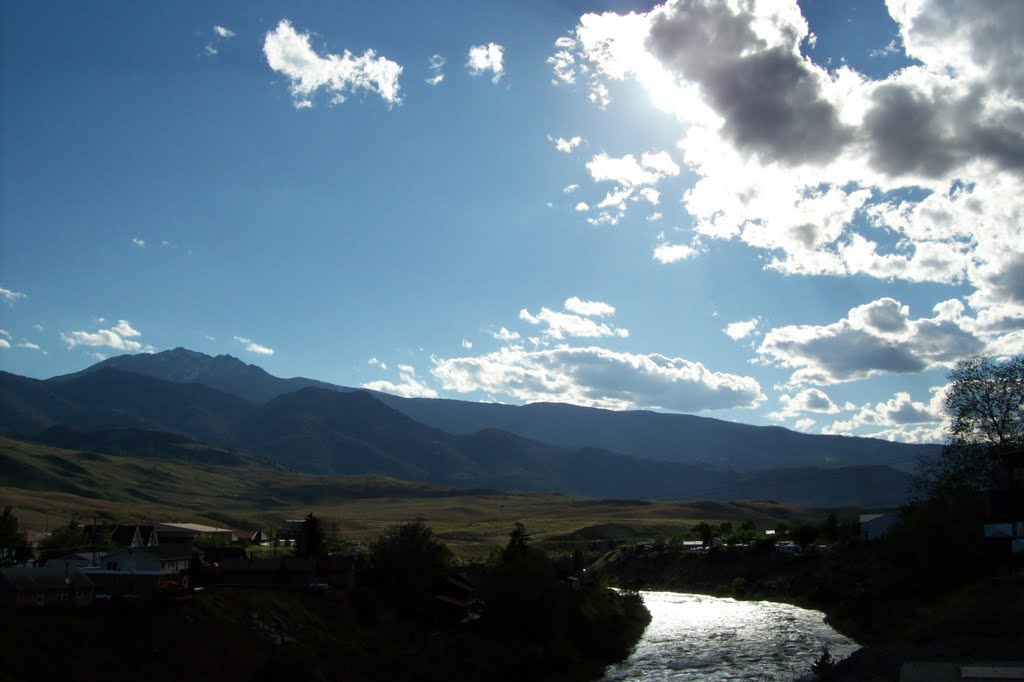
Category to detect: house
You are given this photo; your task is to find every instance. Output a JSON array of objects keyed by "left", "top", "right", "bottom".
[
  {"left": 80, "top": 544, "right": 200, "bottom": 599},
  {"left": 155, "top": 522, "right": 236, "bottom": 545},
  {"left": 58, "top": 551, "right": 107, "bottom": 568},
  {"left": 0, "top": 564, "right": 95, "bottom": 610},
  {"left": 81, "top": 523, "right": 161, "bottom": 549},
  {"left": 860, "top": 512, "right": 900, "bottom": 541}
]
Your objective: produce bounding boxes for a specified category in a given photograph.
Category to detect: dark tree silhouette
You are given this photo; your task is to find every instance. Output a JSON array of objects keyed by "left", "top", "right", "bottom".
[{"left": 913, "top": 354, "right": 1023, "bottom": 500}]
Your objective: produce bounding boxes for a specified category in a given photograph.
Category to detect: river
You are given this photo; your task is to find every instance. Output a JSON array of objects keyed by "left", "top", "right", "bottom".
[{"left": 603, "top": 591, "right": 859, "bottom": 681}]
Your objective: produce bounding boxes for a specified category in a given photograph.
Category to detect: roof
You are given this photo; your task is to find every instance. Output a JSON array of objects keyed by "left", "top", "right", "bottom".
[
  {"left": 105, "top": 544, "right": 198, "bottom": 561},
  {"left": 156, "top": 522, "right": 234, "bottom": 534},
  {"left": 1, "top": 566, "right": 93, "bottom": 592}
]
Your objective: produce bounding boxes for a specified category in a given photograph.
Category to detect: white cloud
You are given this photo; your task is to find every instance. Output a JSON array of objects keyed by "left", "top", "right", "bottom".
[
  {"left": 432, "top": 345, "right": 764, "bottom": 412},
  {"left": 768, "top": 388, "right": 840, "bottom": 420},
  {"left": 723, "top": 318, "right": 759, "bottom": 341},
  {"left": 563, "top": 184, "right": 579, "bottom": 194},
  {"left": 586, "top": 151, "right": 679, "bottom": 188},
  {"left": 574, "top": 202, "right": 590, "bottom": 212},
  {"left": 553, "top": 0, "right": 1024, "bottom": 352},
  {"left": 549, "top": 135, "right": 584, "bottom": 153},
  {"left": 547, "top": 36, "right": 578, "bottom": 85},
  {"left": 214, "top": 25, "right": 235, "bottom": 39},
  {"left": 647, "top": 212, "right": 663, "bottom": 222},
  {"left": 368, "top": 356, "right": 387, "bottom": 369},
  {"left": 564, "top": 296, "right": 615, "bottom": 317},
  {"left": 426, "top": 54, "right": 445, "bottom": 85},
  {"left": 363, "top": 364, "right": 438, "bottom": 399},
  {"left": 519, "top": 306, "right": 628, "bottom": 340},
  {"left": 17, "top": 341, "right": 41, "bottom": 351},
  {"left": 820, "top": 387, "right": 947, "bottom": 443},
  {"left": 0, "top": 339, "right": 9, "bottom": 349},
  {"left": 0, "top": 329, "right": 9, "bottom": 339},
  {"left": 467, "top": 43, "right": 504, "bottom": 83},
  {"left": 62, "top": 320, "right": 152, "bottom": 353},
  {"left": 461, "top": 339, "right": 473, "bottom": 349},
  {"left": 1, "top": 286, "right": 27, "bottom": 305},
  {"left": 758, "top": 298, "right": 985, "bottom": 386},
  {"left": 263, "top": 19, "right": 402, "bottom": 107},
  {"left": 234, "top": 335, "right": 274, "bottom": 356},
  {"left": 491, "top": 327, "right": 521, "bottom": 342},
  {"left": 131, "top": 237, "right": 145, "bottom": 248},
  {"left": 794, "top": 417, "right": 815, "bottom": 431},
  {"left": 33, "top": 324, "right": 44, "bottom": 332},
  {"left": 652, "top": 243, "right": 697, "bottom": 264}
]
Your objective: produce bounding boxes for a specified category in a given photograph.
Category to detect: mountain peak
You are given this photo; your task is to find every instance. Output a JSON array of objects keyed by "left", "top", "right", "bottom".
[{"left": 49, "top": 347, "right": 350, "bottom": 405}]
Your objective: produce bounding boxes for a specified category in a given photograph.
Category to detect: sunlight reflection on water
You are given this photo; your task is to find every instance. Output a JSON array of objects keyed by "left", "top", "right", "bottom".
[{"left": 603, "top": 591, "right": 858, "bottom": 681}]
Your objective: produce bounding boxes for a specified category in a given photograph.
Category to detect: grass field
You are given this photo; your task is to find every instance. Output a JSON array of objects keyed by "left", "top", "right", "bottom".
[{"left": 1, "top": 436, "right": 822, "bottom": 557}]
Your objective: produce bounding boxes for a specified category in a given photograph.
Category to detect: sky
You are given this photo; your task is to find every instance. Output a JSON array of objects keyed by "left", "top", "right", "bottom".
[{"left": 2, "top": 0, "right": 1023, "bottom": 444}]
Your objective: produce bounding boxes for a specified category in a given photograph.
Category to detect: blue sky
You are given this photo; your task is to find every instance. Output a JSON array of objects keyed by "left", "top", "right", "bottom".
[{"left": 2, "top": 1, "right": 1022, "bottom": 443}]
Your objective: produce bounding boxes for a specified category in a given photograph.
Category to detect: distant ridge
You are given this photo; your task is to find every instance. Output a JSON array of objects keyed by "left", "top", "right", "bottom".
[
  {"left": 0, "top": 366, "right": 916, "bottom": 506},
  {"left": 46, "top": 348, "right": 936, "bottom": 474},
  {"left": 50, "top": 346, "right": 351, "bottom": 404}
]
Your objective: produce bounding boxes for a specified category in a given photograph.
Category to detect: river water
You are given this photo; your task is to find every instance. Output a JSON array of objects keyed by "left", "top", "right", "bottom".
[{"left": 603, "top": 591, "right": 859, "bottom": 681}]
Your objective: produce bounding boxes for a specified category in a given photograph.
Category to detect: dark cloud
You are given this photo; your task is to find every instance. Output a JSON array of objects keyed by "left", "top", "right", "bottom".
[{"left": 647, "top": 0, "right": 852, "bottom": 165}]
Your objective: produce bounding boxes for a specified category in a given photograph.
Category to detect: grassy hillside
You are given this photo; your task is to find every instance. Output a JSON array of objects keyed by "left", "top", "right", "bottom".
[{"left": 0, "top": 435, "right": 821, "bottom": 557}]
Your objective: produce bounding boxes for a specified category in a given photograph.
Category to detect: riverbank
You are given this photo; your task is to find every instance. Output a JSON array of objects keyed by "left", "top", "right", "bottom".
[{"left": 595, "top": 544, "right": 1024, "bottom": 680}]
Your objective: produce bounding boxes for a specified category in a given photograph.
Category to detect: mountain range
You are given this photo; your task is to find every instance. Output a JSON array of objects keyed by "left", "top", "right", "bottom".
[{"left": 0, "top": 347, "right": 937, "bottom": 506}]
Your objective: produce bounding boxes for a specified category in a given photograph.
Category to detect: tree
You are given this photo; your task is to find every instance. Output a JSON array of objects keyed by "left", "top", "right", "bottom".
[
  {"left": 295, "top": 512, "right": 326, "bottom": 560},
  {"left": 913, "top": 354, "right": 1024, "bottom": 500},
  {"left": 368, "top": 519, "right": 452, "bottom": 615},
  {"left": 792, "top": 524, "right": 819, "bottom": 551},
  {"left": 0, "top": 507, "right": 33, "bottom": 566}
]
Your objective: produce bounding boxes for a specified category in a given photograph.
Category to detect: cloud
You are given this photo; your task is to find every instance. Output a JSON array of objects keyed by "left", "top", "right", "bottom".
[
  {"left": 62, "top": 320, "right": 152, "bottom": 353},
  {"left": 549, "top": 135, "right": 583, "bottom": 153},
  {"left": 586, "top": 151, "right": 679, "bottom": 188},
  {"left": 131, "top": 237, "right": 145, "bottom": 248},
  {"left": 723, "top": 318, "right": 759, "bottom": 341},
  {"left": 758, "top": 298, "right": 985, "bottom": 386},
  {"left": 461, "top": 339, "right": 473, "bottom": 349},
  {"left": 426, "top": 54, "right": 445, "bottom": 85},
  {"left": 564, "top": 296, "right": 615, "bottom": 317},
  {"left": 820, "top": 387, "right": 946, "bottom": 443},
  {"left": 552, "top": 0, "right": 1024, "bottom": 351},
  {"left": 368, "top": 356, "right": 387, "bottom": 369},
  {"left": 768, "top": 388, "right": 840, "bottom": 420},
  {"left": 1, "top": 286, "right": 27, "bottom": 305},
  {"left": 16, "top": 341, "right": 41, "bottom": 351},
  {"left": 467, "top": 43, "right": 504, "bottom": 83},
  {"left": 574, "top": 202, "right": 590, "bottom": 212},
  {"left": 363, "top": 364, "right": 438, "bottom": 399},
  {"left": 263, "top": 19, "right": 402, "bottom": 107},
  {"left": 432, "top": 345, "right": 764, "bottom": 412},
  {"left": 0, "top": 329, "right": 9, "bottom": 339},
  {"left": 794, "top": 417, "right": 815, "bottom": 431},
  {"left": 214, "top": 25, "right": 235, "bottom": 39},
  {"left": 519, "top": 306, "right": 628, "bottom": 340},
  {"left": 563, "top": 184, "right": 579, "bottom": 194},
  {"left": 234, "top": 336, "right": 274, "bottom": 356},
  {"left": 652, "top": 243, "right": 697, "bottom": 264},
  {"left": 491, "top": 327, "right": 520, "bottom": 342},
  {"left": 0, "top": 339, "right": 9, "bottom": 349}
]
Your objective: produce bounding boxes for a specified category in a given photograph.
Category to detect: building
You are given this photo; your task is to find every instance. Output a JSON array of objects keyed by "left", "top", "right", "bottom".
[
  {"left": 80, "top": 544, "right": 200, "bottom": 598},
  {"left": 0, "top": 564, "right": 95, "bottom": 610}
]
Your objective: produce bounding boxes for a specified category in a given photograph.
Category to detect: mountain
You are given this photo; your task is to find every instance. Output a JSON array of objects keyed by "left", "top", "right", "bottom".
[
  {"left": 50, "top": 346, "right": 349, "bottom": 404},
  {"left": 371, "top": 396, "right": 931, "bottom": 472},
  {"left": 53, "top": 349, "right": 935, "bottom": 473},
  {"left": 0, "top": 367, "right": 913, "bottom": 506}
]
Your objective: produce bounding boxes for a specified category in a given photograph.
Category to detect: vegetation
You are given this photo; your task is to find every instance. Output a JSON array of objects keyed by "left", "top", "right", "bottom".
[
  {"left": 0, "top": 506, "right": 33, "bottom": 565},
  {"left": 913, "top": 353, "right": 1023, "bottom": 501}
]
